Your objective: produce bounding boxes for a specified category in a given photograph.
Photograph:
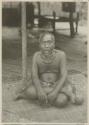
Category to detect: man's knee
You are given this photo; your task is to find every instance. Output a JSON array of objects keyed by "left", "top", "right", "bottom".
[
  {"left": 26, "top": 85, "right": 37, "bottom": 99},
  {"left": 55, "top": 93, "right": 68, "bottom": 108}
]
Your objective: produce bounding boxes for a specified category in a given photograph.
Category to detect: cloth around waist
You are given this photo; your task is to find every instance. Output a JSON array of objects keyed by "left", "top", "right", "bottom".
[{"left": 39, "top": 70, "right": 59, "bottom": 74}]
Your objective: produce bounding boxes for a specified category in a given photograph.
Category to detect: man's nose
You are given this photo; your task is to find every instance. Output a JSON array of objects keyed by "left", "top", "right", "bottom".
[{"left": 45, "top": 43, "right": 49, "bottom": 47}]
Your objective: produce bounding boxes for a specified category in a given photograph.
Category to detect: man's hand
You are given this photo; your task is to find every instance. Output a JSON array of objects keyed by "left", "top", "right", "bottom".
[
  {"left": 37, "top": 88, "right": 48, "bottom": 104},
  {"left": 48, "top": 91, "right": 58, "bottom": 104}
]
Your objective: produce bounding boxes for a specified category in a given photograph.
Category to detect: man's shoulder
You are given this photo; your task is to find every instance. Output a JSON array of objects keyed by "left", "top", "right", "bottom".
[
  {"left": 33, "top": 51, "right": 40, "bottom": 56},
  {"left": 55, "top": 49, "right": 66, "bottom": 57},
  {"left": 33, "top": 51, "right": 41, "bottom": 60}
]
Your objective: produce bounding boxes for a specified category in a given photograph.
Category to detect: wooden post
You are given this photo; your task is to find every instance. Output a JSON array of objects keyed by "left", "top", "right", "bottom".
[
  {"left": 38, "top": 2, "right": 41, "bottom": 27},
  {"left": 21, "top": 3, "right": 27, "bottom": 84},
  {"left": 53, "top": 11, "right": 56, "bottom": 36},
  {"left": 69, "top": 11, "right": 75, "bottom": 37},
  {"left": 75, "top": 12, "right": 79, "bottom": 33},
  {"left": 69, "top": 3, "right": 75, "bottom": 38}
]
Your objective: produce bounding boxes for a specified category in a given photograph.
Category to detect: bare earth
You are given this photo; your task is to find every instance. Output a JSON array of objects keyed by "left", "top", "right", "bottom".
[{"left": 2, "top": 24, "right": 87, "bottom": 123}]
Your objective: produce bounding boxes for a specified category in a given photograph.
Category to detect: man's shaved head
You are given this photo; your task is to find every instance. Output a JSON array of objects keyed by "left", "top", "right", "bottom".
[{"left": 39, "top": 32, "right": 55, "bottom": 44}]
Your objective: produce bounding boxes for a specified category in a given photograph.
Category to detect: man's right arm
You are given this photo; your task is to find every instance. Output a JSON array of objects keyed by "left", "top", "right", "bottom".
[
  {"left": 32, "top": 53, "right": 48, "bottom": 103},
  {"left": 32, "top": 53, "right": 42, "bottom": 92}
]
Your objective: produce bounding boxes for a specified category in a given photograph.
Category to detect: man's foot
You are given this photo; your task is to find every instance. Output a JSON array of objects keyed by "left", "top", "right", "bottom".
[
  {"left": 74, "top": 95, "right": 84, "bottom": 105},
  {"left": 71, "top": 93, "right": 84, "bottom": 105},
  {"left": 14, "top": 93, "right": 26, "bottom": 101}
]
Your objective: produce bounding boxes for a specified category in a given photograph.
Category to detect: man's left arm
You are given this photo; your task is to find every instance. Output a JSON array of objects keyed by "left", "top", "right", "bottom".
[{"left": 53, "top": 52, "right": 67, "bottom": 94}]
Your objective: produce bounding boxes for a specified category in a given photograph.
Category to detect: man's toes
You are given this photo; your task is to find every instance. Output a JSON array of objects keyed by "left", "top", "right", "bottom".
[{"left": 74, "top": 95, "right": 84, "bottom": 105}]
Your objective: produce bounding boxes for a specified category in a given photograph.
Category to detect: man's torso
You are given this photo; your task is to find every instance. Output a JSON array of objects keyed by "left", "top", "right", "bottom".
[{"left": 35, "top": 49, "right": 64, "bottom": 84}]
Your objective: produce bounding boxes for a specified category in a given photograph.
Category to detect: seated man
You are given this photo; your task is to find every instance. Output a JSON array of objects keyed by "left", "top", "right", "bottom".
[{"left": 16, "top": 32, "right": 83, "bottom": 107}]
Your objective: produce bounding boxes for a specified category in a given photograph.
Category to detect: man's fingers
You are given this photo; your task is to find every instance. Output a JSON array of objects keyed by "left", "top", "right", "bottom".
[
  {"left": 42, "top": 96, "right": 47, "bottom": 103},
  {"left": 45, "top": 98, "right": 48, "bottom": 104},
  {"left": 39, "top": 95, "right": 44, "bottom": 102},
  {"left": 39, "top": 95, "right": 47, "bottom": 104}
]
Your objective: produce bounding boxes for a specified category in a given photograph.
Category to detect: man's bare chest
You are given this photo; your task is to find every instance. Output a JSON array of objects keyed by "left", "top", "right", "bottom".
[{"left": 37, "top": 55, "right": 60, "bottom": 74}]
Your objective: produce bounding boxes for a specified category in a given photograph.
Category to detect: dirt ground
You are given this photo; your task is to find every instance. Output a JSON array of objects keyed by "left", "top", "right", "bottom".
[{"left": 2, "top": 24, "right": 87, "bottom": 123}]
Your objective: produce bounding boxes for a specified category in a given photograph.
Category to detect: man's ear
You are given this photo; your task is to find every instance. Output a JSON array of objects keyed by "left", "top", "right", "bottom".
[{"left": 53, "top": 43, "right": 55, "bottom": 48}]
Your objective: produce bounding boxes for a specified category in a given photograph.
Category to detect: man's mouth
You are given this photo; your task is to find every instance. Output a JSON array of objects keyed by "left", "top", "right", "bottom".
[{"left": 44, "top": 50, "right": 50, "bottom": 53}]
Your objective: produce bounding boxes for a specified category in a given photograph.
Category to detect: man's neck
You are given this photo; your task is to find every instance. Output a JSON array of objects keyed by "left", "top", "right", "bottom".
[
  {"left": 41, "top": 50, "right": 54, "bottom": 58},
  {"left": 40, "top": 49, "right": 56, "bottom": 64}
]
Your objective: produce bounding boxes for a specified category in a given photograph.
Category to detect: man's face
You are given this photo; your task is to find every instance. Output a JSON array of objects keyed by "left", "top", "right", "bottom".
[{"left": 40, "top": 34, "right": 55, "bottom": 55}]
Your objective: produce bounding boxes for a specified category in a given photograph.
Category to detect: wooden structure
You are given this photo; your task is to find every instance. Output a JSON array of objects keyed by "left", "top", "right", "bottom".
[
  {"left": 2, "top": 2, "right": 80, "bottom": 37},
  {"left": 2, "top": 2, "right": 34, "bottom": 28},
  {"left": 38, "top": 2, "right": 80, "bottom": 37},
  {"left": 2, "top": 2, "right": 21, "bottom": 26}
]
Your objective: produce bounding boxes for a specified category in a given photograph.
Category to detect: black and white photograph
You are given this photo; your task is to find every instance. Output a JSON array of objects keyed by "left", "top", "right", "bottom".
[{"left": 2, "top": 0, "right": 88, "bottom": 123}]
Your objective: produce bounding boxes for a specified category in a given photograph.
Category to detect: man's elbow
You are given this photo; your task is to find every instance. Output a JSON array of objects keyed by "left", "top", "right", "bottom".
[
  {"left": 61, "top": 70, "right": 67, "bottom": 80},
  {"left": 65, "top": 70, "right": 67, "bottom": 79},
  {"left": 32, "top": 73, "right": 39, "bottom": 84}
]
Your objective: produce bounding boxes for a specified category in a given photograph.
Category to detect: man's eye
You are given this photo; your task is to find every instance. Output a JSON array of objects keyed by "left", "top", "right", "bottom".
[
  {"left": 48, "top": 41, "right": 53, "bottom": 43},
  {"left": 43, "top": 41, "right": 46, "bottom": 44}
]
